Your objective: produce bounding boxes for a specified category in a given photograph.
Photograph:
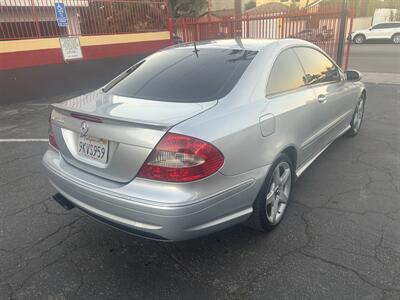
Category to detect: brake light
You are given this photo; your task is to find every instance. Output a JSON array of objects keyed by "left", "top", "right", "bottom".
[
  {"left": 48, "top": 111, "right": 59, "bottom": 150},
  {"left": 137, "top": 133, "right": 224, "bottom": 182}
]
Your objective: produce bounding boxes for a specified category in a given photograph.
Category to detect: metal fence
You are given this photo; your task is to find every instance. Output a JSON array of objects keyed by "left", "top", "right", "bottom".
[
  {"left": 0, "top": 0, "right": 168, "bottom": 40},
  {"left": 171, "top": 4, "right": 354, "bottom": 68}
]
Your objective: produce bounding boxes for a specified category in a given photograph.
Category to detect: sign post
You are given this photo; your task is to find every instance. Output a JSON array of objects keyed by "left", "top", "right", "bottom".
[{"left": 54, "top": 2, "right": 69, "bottom": 27}]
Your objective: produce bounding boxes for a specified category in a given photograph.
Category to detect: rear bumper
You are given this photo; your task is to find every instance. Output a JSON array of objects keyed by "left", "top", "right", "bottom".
[{"left": 43, "top": 148, "right": 268, "bottom": 241}]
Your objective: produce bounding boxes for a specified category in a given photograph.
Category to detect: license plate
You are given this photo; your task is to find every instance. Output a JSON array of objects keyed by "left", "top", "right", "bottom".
[{"left": 78, "top": 136, "right": 109, "bottom": 164}]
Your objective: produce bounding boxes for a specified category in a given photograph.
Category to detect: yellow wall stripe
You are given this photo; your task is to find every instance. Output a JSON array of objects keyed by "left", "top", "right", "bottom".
[
  {"left": 0, "top": 38, "right": 60, "bottom": 53},
  {"left": 0, "top": 31, "right": 170, "bottom": 54},
  {"left": 80, "top": 31, "right": 170, "bottom": 47}
]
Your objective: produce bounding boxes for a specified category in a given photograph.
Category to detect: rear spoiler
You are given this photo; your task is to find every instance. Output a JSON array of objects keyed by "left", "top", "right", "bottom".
[{"left": 52, "top": 104, "right": 171, "bottom": 131}]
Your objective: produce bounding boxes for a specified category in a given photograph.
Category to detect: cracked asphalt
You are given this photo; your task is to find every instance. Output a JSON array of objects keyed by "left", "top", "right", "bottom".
[{"left": 0, "top": 80, "right": 399, "bottom": 299}]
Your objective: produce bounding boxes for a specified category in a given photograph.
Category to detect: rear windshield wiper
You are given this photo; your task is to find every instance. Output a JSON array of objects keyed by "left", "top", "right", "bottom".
[{"left": 102, "top": 60, "right": 145, "bottom": 93}]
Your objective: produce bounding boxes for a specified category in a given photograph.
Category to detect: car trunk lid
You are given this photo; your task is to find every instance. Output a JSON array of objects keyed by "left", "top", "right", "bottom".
[{"left": 50, "top": 90, "right": 217, "bottom": 183}]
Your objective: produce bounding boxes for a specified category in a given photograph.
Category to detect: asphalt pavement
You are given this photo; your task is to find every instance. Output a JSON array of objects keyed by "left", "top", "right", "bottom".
[
  {"left": 348, "top": 44, "right": 400, "bottom": 74},
  {"left": 0, "top": 44, "right": 399, "bottom": 300}
]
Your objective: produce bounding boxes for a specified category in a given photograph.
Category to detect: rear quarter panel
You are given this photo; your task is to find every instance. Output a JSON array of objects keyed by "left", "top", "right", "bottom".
[
  {"left": 171, "top": 99, "right": 270, "bottom": 176},
  {"left": 171, "top": 41, "right": 365, "bottom": 177},
  {"left": 171, "top": 42, "right": 301, "bottom": 176}
]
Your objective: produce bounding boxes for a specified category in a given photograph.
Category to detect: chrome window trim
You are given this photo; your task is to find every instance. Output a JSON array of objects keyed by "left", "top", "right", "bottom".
[{"left": 266, "top": 84, "right": 313, "bottom": 99}]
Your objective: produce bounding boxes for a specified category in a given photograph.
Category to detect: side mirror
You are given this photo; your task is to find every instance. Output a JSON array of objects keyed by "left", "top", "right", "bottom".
[{"left": 345, "top": 70, "right": 362, "bottom": 82}]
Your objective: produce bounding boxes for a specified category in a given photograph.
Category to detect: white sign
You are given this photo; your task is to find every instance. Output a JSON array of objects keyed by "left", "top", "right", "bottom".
[{"left": 59, "top": 37, "right": 83, "bottom": 61}]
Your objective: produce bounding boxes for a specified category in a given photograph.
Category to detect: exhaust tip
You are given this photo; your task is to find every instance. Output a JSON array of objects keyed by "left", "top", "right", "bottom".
[{"left": 52, "top": 193, "right": 75, "bottom": 210}]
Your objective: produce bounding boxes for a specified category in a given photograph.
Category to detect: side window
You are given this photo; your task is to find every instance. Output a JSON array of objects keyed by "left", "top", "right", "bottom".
[
  {"left": 380, "top": 23, "right": 392, "bottom": 29},
  {"left": 266, "top": 49, "right": 307, "bottom": 96},
  {"left": 294, "top": 47, "right": 340, "bottom": 85},
  {"left": 388, "top": 23, "right": 400, "bottom": 29},
  {"left": 372, "top": 24, "right": 385, "bottom": 30}
]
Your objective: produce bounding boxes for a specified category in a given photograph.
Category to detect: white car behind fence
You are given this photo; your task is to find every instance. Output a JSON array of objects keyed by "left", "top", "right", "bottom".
[{"left": 349, "top": 22, "right": 400, "bottom": 44}]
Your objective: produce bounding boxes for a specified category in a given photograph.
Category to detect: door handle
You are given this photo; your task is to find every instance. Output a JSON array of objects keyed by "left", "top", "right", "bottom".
[{"left": 317, "top": 94, "right": 327, "bottom": 103}]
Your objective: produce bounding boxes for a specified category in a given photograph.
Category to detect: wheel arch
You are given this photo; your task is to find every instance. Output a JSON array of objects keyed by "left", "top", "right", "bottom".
[
  {"left": 280, "top": 145, "right": 298, "bottom": 171},
  {"left": 361, "top": 88, "right": 366, "bottom": 100},
  {"left": 245, "top": 146, "right": 296, "bottom": 231},
  {"left": 353, "top": 33, "right": 366, "bottom": 42},
  {"left": 260, "top": 144, "right": 298, "bottom": 185},
  {"left": 391, "top": 32, "right": 400, "bottom": 41}
]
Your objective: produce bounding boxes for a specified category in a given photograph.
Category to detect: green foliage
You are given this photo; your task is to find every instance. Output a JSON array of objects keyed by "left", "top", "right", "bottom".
[
  {"left": 367, "top": 0, "right": 400, "bottom": 17},
  {"left": 289, "top": 2, "right": 300, "bottom": 9},
  {"left": 389, "top": 9, "right": 400, "bottom": 21},
  {"left": 244, "top": 0, "right": 256, "bottom": 10},
  {"left": 168, "top": 0, "right": 208, "bottom": 17}
]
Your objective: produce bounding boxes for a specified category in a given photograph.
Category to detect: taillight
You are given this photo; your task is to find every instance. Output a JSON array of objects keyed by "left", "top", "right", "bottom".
[
  {"left": 48, "top": 111, "right": 59, "bottom": 150},
  {"left": 137, "top": 133, "right": 224, "bottom": 182}
]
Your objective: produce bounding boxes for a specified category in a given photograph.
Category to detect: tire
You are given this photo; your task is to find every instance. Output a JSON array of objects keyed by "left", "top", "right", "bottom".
[
  {"left": 245, "top": 153, "right": 293, "bottom": 231},
  {"left": 346, "top": 95, "right": 366, "bottom": 137},
  {"left": 392, "top": 33, "right": 400, "bottom": 44},
  {"left": 354, "top": 34, "right": 365, "bottom": 44}
]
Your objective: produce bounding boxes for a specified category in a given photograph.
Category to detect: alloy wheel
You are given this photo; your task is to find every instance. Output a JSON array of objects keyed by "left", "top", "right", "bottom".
[
  {"left": 355, "top": 35, "right": 364, "bottom": 44},
  {"left": 353, "top": 98, "right": 365, "bottom": 133},
  {"left": 265, "top": 162, "right": 292, "bottom": 225}
]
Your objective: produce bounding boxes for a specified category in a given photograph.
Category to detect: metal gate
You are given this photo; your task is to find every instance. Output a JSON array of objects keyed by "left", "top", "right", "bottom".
[{"left": 170, "top": 4, "right": 353, "bottom": 69}]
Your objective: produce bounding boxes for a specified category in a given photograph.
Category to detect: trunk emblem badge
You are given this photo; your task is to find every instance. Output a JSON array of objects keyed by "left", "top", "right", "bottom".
[{"left": 80, "top": 121, "right": 89, "bottom": 136}]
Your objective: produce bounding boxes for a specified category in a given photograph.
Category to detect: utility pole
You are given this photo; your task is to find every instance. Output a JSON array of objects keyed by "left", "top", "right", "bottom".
[
  {"left": 234, "top": 0, "right": 242, "bottom": 37},
  {"left": 336, "top": 0, "right": 348, "bottom": 67},
  {"left": 208, "top": 0, "right": 211, "bottom": 22}
]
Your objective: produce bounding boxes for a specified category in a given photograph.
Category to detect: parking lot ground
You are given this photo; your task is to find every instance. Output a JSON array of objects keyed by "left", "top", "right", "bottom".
[
  {"left": 348, "top": 44, "right": 400, "bottom": 74},
  {"left": 0, "top": 83, "right": 399, "bottom": 300}
]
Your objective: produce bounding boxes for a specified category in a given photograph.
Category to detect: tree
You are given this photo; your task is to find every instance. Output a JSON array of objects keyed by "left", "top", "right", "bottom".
[
  {"left": 244, "top": 0, "right": 256, "bottom": 10},
  {"left": 289, "top": 2, "right": 300, "bottom": 9},
  {"left": 389, "top": 9, "right": 400, "bottom": 21},
  {"left": 168, "top": 0, "right": 208, "bottom": 18}
]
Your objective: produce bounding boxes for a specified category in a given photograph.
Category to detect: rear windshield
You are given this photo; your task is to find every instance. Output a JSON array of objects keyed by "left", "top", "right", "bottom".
[{"left": 107, "top": 48, "right": 257, "bottom": 102}]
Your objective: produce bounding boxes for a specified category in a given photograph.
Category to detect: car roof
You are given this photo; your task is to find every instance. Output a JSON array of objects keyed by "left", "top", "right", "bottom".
[
  {"left": 167, "top": 38, "right": 311, "bottom": 52},
  {"left": 375, "top": 21, "right": 400, "bottom": 25}
]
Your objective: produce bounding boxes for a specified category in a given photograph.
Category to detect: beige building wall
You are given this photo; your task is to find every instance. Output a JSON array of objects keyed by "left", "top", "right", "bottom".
[
  {"left": 256, "top": 0, "right": 310, "bottom": 8},
  {"left": 352, "top": 17, "right": 372, "bottom": 31}
]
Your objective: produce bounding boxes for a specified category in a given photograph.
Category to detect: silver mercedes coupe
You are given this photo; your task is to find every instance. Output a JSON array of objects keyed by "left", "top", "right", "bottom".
[{"left": 42, "top": 39, "right": 366, "bottom": 241}]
